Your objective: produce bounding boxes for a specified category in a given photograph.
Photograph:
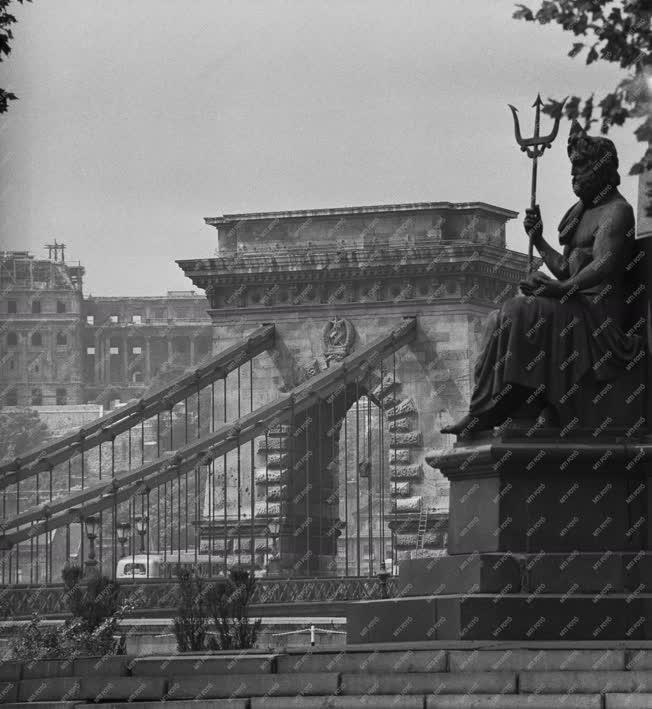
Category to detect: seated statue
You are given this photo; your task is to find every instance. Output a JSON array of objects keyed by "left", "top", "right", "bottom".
[{"left": 443, "top": 121, "right": 647, "bottom": 438}]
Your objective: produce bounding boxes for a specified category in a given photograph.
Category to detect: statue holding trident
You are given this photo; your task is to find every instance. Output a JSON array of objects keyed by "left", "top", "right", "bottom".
[{"left": 442, "top": 115, "right": 648, "bottom": 438}]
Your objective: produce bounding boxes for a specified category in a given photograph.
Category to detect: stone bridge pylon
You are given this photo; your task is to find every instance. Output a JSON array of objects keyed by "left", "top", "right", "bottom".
[{"left": 178, "top": 200, "right": 529, "bottom": 571}]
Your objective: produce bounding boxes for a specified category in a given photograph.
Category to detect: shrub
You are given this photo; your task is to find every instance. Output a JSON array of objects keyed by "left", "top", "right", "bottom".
[
  {"left": 9, "top": 565, "right": 133, "bottom": 661},
  {"left": 172, "top": 566, "right": 209, "bottom": 652},
  {"left": 206, "top": 567, "right": 262, "bottom": 650},
  {"left": 61, "top": 564, "right": 121, "bottom": 631},
  {"left": 171, "top": 566, "right": 262, "bottom": 652}
]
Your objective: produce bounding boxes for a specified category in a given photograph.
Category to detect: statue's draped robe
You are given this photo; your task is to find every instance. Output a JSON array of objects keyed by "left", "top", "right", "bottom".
[{"left": 470, "top": 192, "right": 645, "bottom": 419}]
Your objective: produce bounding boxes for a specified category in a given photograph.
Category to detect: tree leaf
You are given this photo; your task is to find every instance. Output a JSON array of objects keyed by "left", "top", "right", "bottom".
[
  {"left": 513, "top": 4, "right": 535, "bottom": 21},
  {"left": 568, "top": 41, "right": 585, "bottom": 57}
]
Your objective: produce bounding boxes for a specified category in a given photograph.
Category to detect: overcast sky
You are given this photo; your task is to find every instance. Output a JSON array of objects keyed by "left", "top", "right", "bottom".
[{"left": 0, "top": 0, "right": 644, "bottom": 296}]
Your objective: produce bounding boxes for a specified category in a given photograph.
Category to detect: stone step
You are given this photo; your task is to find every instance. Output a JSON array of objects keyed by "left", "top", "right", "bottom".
[
  {"left": 627, "top": 650, "right": 652, "bottom": 670},
  {"left": 426, "top": 697, "right": 601, "bottom": 708},
  {"left": 449, "top": 649, "right": 625, "bottom": 672},
  {"left": 277, "top": 649, "right": 446, "bottom": 674},
  {"left": 520, "top": 670, "right": 652, "bottom": 694},
  {"left": 168, "top": 672, "right": 339, "bottom": 699},
  {"left": 130, "top": 654, "right": 276, "bottom": 676},
  {"left": 606, "top": 695, "right": 652, "bottom": 708},
  {"left": 18, "top": 657, "right": 131, "bottom": 680},
  {"left": 16, "top": 677, "right": 167, "bottom": 703},
  {"left": 340, "top": 672, "right": 516, "bottom": 695},
  {"left": 251, "top": 697, "right": 424, "bottom": 708},
  {"left": 2, "top": 704, "right": 82, "bottom": 709},
  {"left": 76, "top": 703, "right": 248, "bottom": 709}
]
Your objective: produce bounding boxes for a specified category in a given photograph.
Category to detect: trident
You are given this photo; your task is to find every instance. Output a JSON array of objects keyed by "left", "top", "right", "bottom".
[{"left": 509, "top": 94, "right": 567, "bottom": 273}]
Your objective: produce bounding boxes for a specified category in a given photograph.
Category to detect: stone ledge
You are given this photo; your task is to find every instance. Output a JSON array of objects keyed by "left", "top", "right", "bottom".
[
  {"left": 448, "top": 649, "right": 624, "bottom": 672},
  {"left": 0, "top": 663, "right": 21, "bottom": 682},
  {"left": 427, "top": 697, "right": 601, "bottom": 708},
  {"left": 251, "top": 697, "right": 424, "bottom": 709},
  {"left": 21, "top": 660, "right": 72, "bottom": 680},
  {"left": 17, "top": 678, "right": 80, "bottom": 703},
  {"left": 606, "top": 695, "right": 652, "bottom": 708},
  {"left": 519, "top": 670, "right": 652, "bottom": 694},
  {"left": 340, "top": 671, "right": 516, "bottom": 695},
  {"left": 130, "top": 655, "right": 276, "bottom": 676},
  {"left": 2, "top": 704, "right": 81, "bottom": 709},
  {"left": 169, "top": 672, "right": 339, "bottom": 699},
  {"left": 277, "top": 649, "right": 446, "bottom": 674},
  {"left": 76, "top": 703, "right": 249, "bottom": 709}
]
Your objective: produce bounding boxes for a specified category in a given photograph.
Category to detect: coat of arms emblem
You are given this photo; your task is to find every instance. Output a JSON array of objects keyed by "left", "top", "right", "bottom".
[{"left": 322, "top": 316, "right": 355, "bottom": 364}]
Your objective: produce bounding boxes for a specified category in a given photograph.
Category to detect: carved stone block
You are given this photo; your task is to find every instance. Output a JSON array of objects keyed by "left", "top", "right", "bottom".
[
  {"left": 388, "top": 417, "right": 411, "bottom": 432},
  {"left": 393, "top": 496, "right": 422, "bottom": 513},
  {"left": 390, "top": 481, "right": 411, "bottom": 497},
  {"left": 265, "top": 485, "right": 286, "bottom": 502},
  {"left": 372, "top": 374, "right": 399, "bottom": 400},
  {"left": 255, "top": 501, "right": 281, "bottom": 517},
  {"left": 389, "top": 448, "right": 411, "bottom": 465},
  {"left": 257, "top": 438, "right": 288, "bottom": 454},
  {"left": 390, "top": 464, "right": 423, "bottom": 481},
  {"left": 266, "top": 453, "right": 289, "bottom": 467},
  {"left": 267, "top": 424, "right": 294, "bottom": 437},
  {"left": 395, "top": 533, "right": 418, "bottom": 547},
  {"left": 254, "top": 469, "right": 286, "bottom": 485},
  {"left": 386, "top": 398, "right": 417, "bottom": 418},
  {"left": 390, "top": 431, "right": 423, "bottom": 448}
]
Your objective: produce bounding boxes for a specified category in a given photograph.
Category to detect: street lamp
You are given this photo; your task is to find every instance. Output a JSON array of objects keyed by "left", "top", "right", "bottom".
[
  {"left": 134, "top": 515, "right": 148, "bottom": 554},
  {"left": 84, "top": 514, "right": 100, "bottom": 572},
  {"left": 116, "top": 521, "right": 131, "bottom": 557},
  {"left": 265, "top": 519, "right": 281, "bottom": 576}
]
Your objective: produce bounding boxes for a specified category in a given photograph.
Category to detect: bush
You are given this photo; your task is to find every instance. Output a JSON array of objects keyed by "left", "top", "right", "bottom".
[
  {"left": 9, "top": 565, "right": 133, "bottom": 661},
  {"left": 171, "top": 566, "right": 262, "bottom": 652},
  {"left": 61, "top": 564, "right": 121, "bottom": 630},
  {"left": 173, "top": 567, "right": 209, "bottom": 652},
  {"left": 206, "top": 567, "right": 262, "bottom": 651}
]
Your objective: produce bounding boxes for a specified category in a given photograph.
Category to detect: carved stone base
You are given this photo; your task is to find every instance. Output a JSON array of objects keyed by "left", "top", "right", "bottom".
[
  {"left": 347, "top": 432, "right": 652, "bottom": 642},
  {"left": 348, "top": 592, "right": 652, "bottom": 641}
]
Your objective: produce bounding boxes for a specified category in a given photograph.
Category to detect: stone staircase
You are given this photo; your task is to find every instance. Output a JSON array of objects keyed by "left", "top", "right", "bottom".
[{"left": 3, "top": 645, "right": 652, "bottom": 707}]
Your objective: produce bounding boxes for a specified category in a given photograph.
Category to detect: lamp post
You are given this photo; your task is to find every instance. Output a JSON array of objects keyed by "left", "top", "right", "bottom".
[
  {"left": 116, "top": 521, "right": 131, "bottom": 557},
  {"left": 134, "top": 515, "right": 148, "bottom": 554},
  {"left": 200, "top": 456, "right": 212, "bottom": 559},
  {"left": 84, "top": 515, "right": 100, "bottom": 573},
  {"left": 377, "top": 562, "right": 391, "bottom": 599},
  {"left": 266, "top": 519, "right": 281, "bottom": 576}
]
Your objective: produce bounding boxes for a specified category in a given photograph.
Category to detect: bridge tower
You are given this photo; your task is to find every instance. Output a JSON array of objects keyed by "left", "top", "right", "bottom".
[{"left": 178, "top": 200, "right": 529, "bottom": 574}]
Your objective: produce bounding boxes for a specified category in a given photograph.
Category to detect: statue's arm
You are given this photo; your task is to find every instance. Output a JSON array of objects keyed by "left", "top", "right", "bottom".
[
  {"left": 534, "top": 238, "right": 570, "bottom": 280},
  {"left": 562, "top": 203, "right": 634, "bottom": 293},
  {"left": 524, "top": 206, "right": 569, "bottom": 279}
]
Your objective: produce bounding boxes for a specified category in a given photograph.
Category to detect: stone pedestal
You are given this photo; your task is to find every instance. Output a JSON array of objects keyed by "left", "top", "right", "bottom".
[{"left": 347, "top": 431, "right": 652, "bottom": 642}]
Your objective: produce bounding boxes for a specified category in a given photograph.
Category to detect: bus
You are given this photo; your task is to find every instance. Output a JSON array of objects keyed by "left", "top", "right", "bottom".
[{"left": 116, "top": 551, "right": 269, "bottom": 579}]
